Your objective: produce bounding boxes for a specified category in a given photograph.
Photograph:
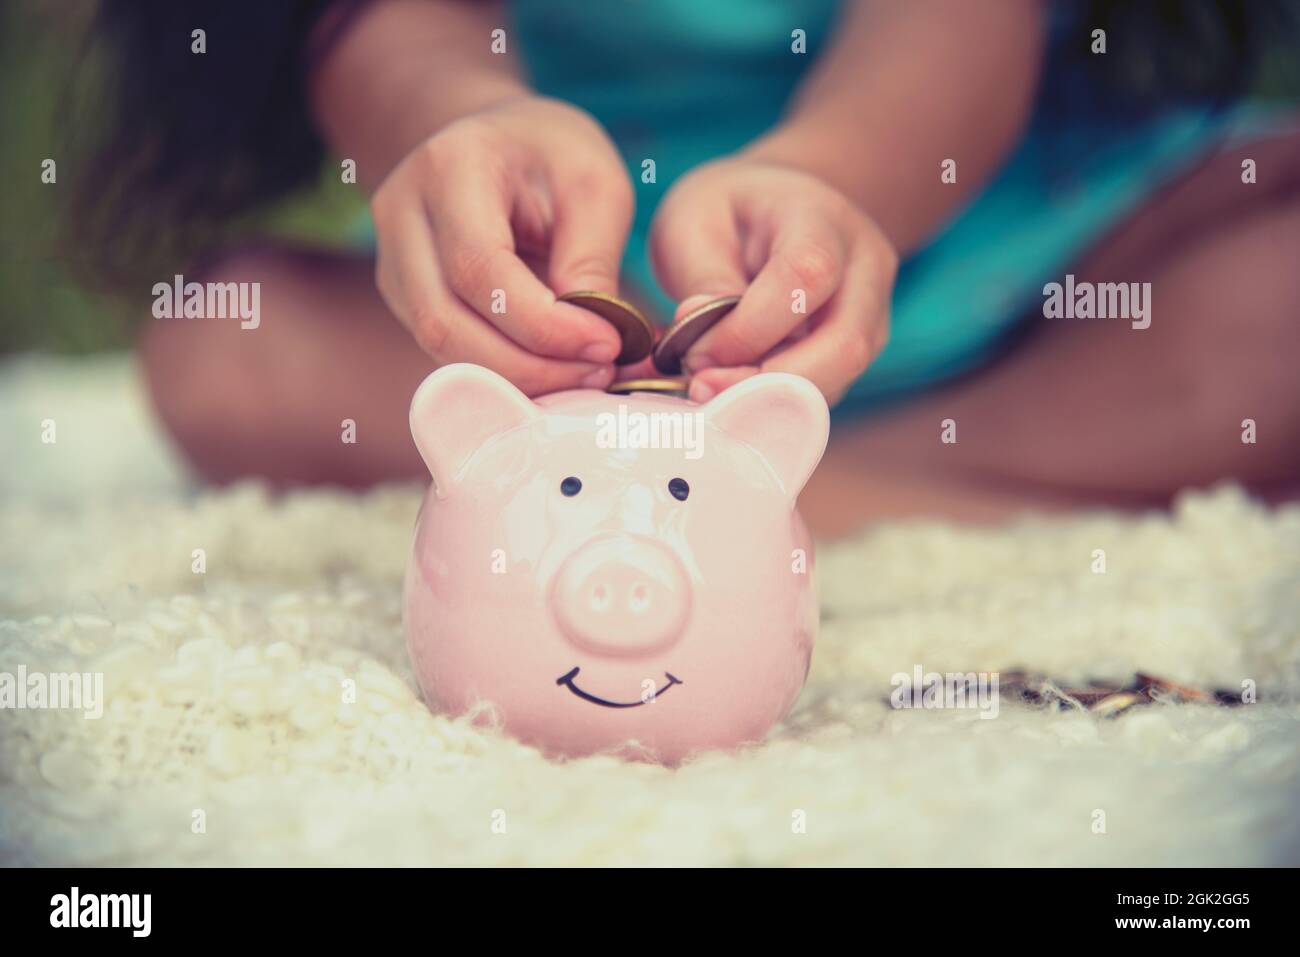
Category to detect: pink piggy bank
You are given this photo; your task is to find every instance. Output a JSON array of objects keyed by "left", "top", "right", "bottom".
[{"left": 403, "top": 363, "right": 829, "bottom": 763}]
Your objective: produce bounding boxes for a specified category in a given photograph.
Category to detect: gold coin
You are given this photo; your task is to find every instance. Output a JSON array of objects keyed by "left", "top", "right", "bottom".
[
  {"left": 606, "top": 377, "right": 690, "bottom": 398},
  {"left": 558, "top": 291, "right": 655, "bottom": 366},
  {"left": 653, "top": 295, "right": 742, "bottom": 375},
  {"left": 1088, "top": 691, "right": 1147, "bottom": 718}
]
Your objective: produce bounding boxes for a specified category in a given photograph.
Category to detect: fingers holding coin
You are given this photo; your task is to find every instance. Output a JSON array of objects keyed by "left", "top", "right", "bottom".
[
  {"left": 679, "top": 221, "right": 847, "bottom": 375},
  {"left": 652, "top": 295, "right": 741, "bottom": 375},
  {"left": 557, "top": 291, "right": 656, "bottom": 366}
]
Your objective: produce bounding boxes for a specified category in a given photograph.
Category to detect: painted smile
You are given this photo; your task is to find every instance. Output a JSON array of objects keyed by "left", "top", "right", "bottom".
[{"left": 556, "top": 667, "right": 682, "bottom": 708}]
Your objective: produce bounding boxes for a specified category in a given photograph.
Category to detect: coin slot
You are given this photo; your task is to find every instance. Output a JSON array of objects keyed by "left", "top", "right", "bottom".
[{"left": 606, "top": 377, "right": 691, "bottom": 399}]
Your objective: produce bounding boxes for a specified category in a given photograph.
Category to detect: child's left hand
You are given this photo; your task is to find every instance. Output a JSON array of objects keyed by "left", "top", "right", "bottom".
[{"left": 648, "top": 157, "right": 898, "bottom": 405}]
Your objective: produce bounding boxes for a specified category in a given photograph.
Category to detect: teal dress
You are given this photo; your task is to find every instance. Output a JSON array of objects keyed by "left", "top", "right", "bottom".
[{"left": 372, "top": 1, "right": 1285, "bottom": 414}]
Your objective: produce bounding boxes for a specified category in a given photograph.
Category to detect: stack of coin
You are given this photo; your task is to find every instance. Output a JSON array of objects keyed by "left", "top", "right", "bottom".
[
  {"left": 990, "top": 670, "right": 1248, "bottom": 716},
  {"left": 560, "top": 291, "right": 741, "bottom": 400}
]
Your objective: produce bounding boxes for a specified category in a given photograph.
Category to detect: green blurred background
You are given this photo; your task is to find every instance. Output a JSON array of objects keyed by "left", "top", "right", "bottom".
[{"left": 0, "top": 0, "right": 364, "bottom": 355}]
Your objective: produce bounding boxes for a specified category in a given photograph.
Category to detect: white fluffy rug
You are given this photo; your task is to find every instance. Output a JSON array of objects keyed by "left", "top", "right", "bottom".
[{"left": 2, "top": 353, "right": 1298, "bottom": 866}]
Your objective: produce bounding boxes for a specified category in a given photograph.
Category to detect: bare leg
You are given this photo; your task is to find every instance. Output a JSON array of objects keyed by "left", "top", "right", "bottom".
[
  {"left": 141, "top": 247, "right": 431, "bottom": 486},
  {"left": 139, "top": 247, "right": 675, "bottom": 487},
  {"left": 800, "top": 131, "right": 1300, "bottom": 537},
  {"left": 142, "top": 134, "right": 1300, "bottom": 531}
]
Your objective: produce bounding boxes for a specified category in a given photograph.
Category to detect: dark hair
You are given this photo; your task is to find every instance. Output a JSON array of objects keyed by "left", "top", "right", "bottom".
[
  {"left": 1077, "top": 0, "right": 1300, "bottom": 107},
  {"left": 68, "top": 0, "right": 1298, "bottom": 288},
  {"left": 67, "top": 0, "right": 339, "bottom": 288}
]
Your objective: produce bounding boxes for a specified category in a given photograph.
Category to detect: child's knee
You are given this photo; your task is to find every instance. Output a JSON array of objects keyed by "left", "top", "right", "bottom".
[{"left": 138, "top": 249, "right": 285, "bottom": 478}]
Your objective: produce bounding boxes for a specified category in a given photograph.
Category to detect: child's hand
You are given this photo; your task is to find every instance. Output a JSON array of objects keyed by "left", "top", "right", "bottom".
[
  {"left": 649, "top": 157, "right": 897, "bottom": 405},
  {"left": 370, "top": 96, "right": 633, "bottom": 395}
]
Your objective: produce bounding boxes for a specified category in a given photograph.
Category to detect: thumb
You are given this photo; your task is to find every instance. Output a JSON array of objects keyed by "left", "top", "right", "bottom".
[
  {"left": 648, "top": 204, "right": 748, "bottom": 323},
  {"left": 673, "top": 293, "right": 723, "bottom": 324}
]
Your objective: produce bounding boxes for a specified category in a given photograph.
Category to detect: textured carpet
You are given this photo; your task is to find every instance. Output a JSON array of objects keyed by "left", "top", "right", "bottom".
[{"left": 2, "top": 354, "right": 1298, "bottom": 866}]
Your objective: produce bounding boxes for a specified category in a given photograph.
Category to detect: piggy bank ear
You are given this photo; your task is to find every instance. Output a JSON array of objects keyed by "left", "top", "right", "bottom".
[
  {"left": 409, "top": 363, "right": 537, "bottom": 492},
  {"left": 702, "top": 373, "right": 830, "bottom": 498}
]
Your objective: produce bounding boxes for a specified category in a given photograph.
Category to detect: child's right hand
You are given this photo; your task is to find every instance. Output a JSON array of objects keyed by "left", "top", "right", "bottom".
[{"left": 369, "top": 96, "right": 633, "bottom": 395}]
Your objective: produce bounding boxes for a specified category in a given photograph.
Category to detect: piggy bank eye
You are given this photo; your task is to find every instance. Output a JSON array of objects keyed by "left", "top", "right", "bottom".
[
  {"left": 668, "top": 477, "right": 690, "bottom": 501},
  {"left": 560, "top": 476, "right": 583, "bottom": 497}
]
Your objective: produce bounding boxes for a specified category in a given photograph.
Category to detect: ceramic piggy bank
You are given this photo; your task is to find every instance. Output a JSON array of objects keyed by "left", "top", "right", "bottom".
[{"left": 403, "top": 363, "right": 829, "bottom": 763}]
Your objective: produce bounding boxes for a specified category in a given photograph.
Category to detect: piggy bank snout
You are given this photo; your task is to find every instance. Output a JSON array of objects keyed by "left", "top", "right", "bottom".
[{"left": 553, "top": 535, "right": 691, "bottom": 656}]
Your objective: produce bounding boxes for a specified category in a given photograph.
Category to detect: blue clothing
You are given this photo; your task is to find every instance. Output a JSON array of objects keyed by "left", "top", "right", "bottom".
[
  {"left": 360, "top": 1, "right": 1285, "bottom": 413},
  {"left": 506, "top": 0, "right": 1281, "bottom": 413}
]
